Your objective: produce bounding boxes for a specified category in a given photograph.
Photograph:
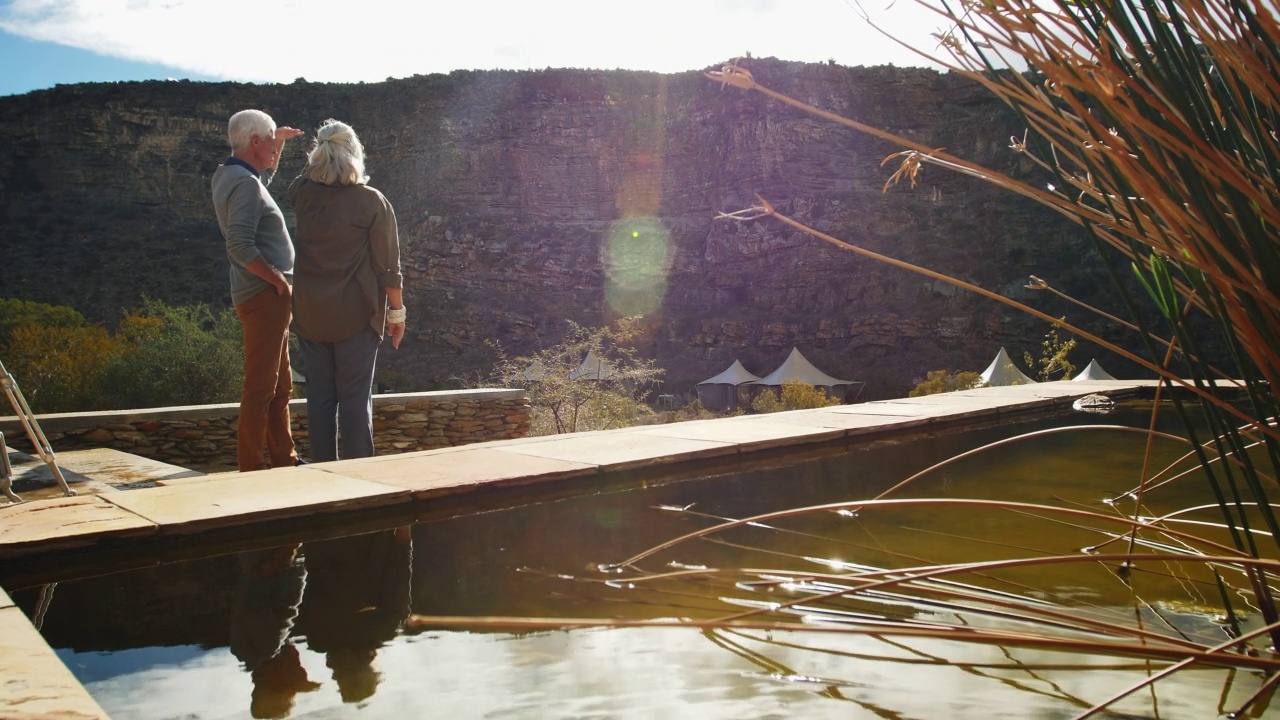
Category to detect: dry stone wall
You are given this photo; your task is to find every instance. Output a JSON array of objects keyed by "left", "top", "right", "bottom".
[{"left": 0, "top": 389, "right": 530, "bottom": 472}]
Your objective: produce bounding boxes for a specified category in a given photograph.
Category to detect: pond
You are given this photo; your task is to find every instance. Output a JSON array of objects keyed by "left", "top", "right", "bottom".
[{"left": 6, "top": 401, "right": 1277, "bottom": 719}]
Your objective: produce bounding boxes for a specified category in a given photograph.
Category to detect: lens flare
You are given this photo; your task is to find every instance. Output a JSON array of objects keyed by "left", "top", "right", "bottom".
[
  {"left": 604, "top": 217, "right": 671, "bottom": 317},
  {"left": 604, "top": 76, "right": 671, "bottom": 317}
]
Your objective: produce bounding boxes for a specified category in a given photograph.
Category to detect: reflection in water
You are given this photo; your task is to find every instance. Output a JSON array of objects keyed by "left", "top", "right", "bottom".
[
  {"left": 229, "top": 545, "right": 318, "bottom": 718},
  {"left": 7, "top": 403, "right": 1277, "bottom": 718},
  {"left": 220, "top": 529, "right": 414, "bottom": 717},
  {"left": 295, "top": 527, "right": 413, "bottom": 705}
]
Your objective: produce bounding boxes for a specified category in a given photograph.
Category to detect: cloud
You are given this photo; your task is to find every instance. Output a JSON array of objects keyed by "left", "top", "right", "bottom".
[{"left": 0, "top": 0, "right": 942, "bottom": 84}]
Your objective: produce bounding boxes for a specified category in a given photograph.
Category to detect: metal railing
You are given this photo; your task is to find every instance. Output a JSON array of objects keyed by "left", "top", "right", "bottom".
[{"left": 0, "top": 358, "right": 73, "bottom": 503}]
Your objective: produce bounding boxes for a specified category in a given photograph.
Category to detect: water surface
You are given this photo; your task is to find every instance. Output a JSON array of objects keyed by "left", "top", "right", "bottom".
[{"left": 10, "top": 402, "right": 1276, "bottom": 719}]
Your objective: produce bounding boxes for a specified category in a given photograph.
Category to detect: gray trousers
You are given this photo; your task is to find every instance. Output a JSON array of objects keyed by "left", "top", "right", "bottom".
[{"left": 298, "top": 327, "right": 380, "bottom": 462}]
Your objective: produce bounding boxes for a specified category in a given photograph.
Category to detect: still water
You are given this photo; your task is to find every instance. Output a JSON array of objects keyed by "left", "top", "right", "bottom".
[{"left": 8, "top": 402, "right": 1278, "bottom": 719}]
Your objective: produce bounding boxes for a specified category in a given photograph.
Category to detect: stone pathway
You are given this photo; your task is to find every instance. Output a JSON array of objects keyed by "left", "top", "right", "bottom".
[
  {"left": 5, "top": 447, "right": 204, "bottom": 501},
  {"left": 0, "top": 380, "right": 1157, "bottom": 719}
]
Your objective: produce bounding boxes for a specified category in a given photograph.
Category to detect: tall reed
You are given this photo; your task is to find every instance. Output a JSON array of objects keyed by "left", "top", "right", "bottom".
[{"left": 412, "top": 3, "right": 1280, "bottom": 715}]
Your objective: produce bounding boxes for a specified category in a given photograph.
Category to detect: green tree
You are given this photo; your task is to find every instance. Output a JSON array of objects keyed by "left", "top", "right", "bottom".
[
  {"left": 908, "top": 370, "right": 983, "bottom": 397},
  {"left": 96, "top": 300, "right": 243, "bottom": 410},
  {"left": 0, "top": 298, "right": 86, "bottom": 357},
  {"left": 491, "top": 317, "right": 664, "bottom": 434},
  {"left": 750, "top": 380, "right": 841, "bottom": 413}
]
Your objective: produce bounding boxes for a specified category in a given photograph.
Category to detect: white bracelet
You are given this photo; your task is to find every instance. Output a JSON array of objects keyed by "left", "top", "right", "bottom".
[{"left": 387, "top": 306, "right": 406, "bottom": 324}]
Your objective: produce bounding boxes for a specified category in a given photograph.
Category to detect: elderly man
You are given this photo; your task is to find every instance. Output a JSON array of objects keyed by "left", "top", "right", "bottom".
[{"left": 212, "top": 109, "right": 304, "bottom": 471}]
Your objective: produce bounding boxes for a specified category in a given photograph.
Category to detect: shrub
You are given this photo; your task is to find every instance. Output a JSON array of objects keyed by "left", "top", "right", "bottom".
[
  {"left": 750, "top": 380, "right": 841, "bottom": 413},
  {"left": 3, "top": 324, "right": 119, "bottom": 413},
  {"left": 908, "top": 370, "right": 983, "bottom": 397},
  {"left": 96, "top": 300, "right": 243, "bottom": 410},
  {"left": 491, "top": 317, "right": 664, "bottom": 435},
  {"left": 0, "top": 298, "right": 86, "bottom": 357},
  {"left": 2, "top": 299, "right": 244, "bottom": 413},
  {"left": 1022, "top": 320, "right": 1077, "bottom": 382}
]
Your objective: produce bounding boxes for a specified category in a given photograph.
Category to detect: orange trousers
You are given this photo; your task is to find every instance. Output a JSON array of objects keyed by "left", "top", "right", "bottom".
[{"left": 234, "top": 285, "right": 297, "bottom": 471}]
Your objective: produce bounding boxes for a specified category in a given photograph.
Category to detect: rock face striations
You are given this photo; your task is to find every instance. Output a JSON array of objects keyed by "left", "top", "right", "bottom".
[{"left": 0, "top": 59, "right": 1128, "bottom": 398}]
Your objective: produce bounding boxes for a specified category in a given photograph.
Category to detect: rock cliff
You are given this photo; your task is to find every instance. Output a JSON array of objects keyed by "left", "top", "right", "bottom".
[{"left": 0, "top": 59, "right": 1138, "bottom": 399}]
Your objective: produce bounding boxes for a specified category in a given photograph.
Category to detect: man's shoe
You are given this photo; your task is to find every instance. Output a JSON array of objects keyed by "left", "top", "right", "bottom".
[{"left": 294, "top": 458, "right": 308, "bottom": 466}]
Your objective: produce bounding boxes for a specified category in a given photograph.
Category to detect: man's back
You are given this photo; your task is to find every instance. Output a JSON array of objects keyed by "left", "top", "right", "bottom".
[{"left": 212, "top": 161, "right": 294, "bottom": 306}]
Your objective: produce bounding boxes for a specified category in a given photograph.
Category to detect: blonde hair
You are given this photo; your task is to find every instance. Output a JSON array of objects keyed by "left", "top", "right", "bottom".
[{"left": 304, "top": 119, "right": 368, "bottom": 186}]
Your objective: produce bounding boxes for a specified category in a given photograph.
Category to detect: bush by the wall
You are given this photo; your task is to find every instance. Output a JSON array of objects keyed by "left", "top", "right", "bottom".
[
  {"left": 1, "top": 298, "right": 244, "bottom": 413},
  {"left": 750, "top": 380, "right": 841, "bottom": 413},
  {"left": 908, "top": 370, "right": 983, "bottom": 397}
]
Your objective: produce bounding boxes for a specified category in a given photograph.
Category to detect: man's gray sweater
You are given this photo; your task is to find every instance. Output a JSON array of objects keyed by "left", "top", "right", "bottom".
[{"left": 211, "top": 160, "right": 295, "bottom": 306}]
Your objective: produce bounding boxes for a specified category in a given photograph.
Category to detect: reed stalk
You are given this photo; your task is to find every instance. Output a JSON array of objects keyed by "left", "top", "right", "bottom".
[{"left": 706, "top": 0, "right": 1280, "bottom": 662}]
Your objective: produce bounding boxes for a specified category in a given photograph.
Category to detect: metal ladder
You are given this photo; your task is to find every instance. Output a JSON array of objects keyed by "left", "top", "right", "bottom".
[{"left": 1, "top": 358, "right": 74, "bottom": 503}]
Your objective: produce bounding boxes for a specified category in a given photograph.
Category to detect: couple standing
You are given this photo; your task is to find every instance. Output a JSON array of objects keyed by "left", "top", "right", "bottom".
[{"left": 211, "top": 109, "right": 404, "bottom": 471}]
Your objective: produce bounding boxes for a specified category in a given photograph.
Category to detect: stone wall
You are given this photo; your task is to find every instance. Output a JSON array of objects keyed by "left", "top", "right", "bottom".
[{"left": 0, "top": 389, "right": 530, "bottom": 472}]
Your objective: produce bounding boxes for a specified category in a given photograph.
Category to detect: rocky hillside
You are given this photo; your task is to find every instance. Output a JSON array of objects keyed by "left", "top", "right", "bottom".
[{"left": 0, "top": 59, "right": 1141, "bottom": 398}]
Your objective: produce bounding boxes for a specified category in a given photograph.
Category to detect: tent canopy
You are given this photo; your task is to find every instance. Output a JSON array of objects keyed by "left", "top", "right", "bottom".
[
  {"left": 696, "top": 359, "right": 763, "bottom": 411},
  {"left": 697, "top": 359, "right": 763, "bottom": 386},
  {"left": 980, "top": 347, "right": 1037, "bottom": 386},
  {"left": 518, "top": 359, "right": 547, "bottom": 382},
  {"left": 568, "top": 350, "right": 616, "bottom": 381},
  {"left": 750, "top": 348, "right": 863, "bottom": 403},
  {"left": 753, "top": 348, "right": 856, "bottom": 387},
  {"left": 1072, "top": 359, "right": 1118, "bottom": 381}
]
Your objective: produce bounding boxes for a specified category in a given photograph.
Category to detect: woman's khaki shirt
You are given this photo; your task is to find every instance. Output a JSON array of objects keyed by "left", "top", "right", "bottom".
[{"left": 289, "top": 177, "right": 403, "bottom": 342}]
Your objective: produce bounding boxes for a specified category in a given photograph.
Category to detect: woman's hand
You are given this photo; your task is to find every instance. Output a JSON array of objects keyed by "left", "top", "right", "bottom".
[{"left": 385, "top": 289, "right": 405, "bottom": 349}]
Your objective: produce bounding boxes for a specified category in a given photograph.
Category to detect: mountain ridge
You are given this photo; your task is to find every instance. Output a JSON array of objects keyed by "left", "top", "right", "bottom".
[{"left": 0, "top": 59, "right": 1131, "bottom": 398}]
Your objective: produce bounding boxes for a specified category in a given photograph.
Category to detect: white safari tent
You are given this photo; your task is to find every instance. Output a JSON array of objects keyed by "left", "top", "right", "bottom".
[
  {"left": 568, "top": 350, "right": 616, "bottom": 381},
  {"left": 1073, "top": 359, "right": 1118, "bottom": 381},
  {"left": 695, "top": 359, "right": 763, "bottom": 411},
  {"left": 980, "top": 347, "right": 1037, "bottom": 386},
  {"left": 751, "top": 348, "right": 864, "bottom": 403},
  {"left": 518, "top": 359, "right": 547, "bottom": 382}
]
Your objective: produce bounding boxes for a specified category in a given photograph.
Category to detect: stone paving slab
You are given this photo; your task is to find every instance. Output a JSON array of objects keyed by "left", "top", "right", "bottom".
[
  {"left": 6, "top": 446, "right": 206, "bottom": 500},
  {"left": 827, "top": 402, "right": 978, "bottom": 418},
  {"left": 951, "top": 381, "right": 1125, "bottom": 400},
  {"left": 489, "top": 432, "right": 737, "bottom": 471},
  {"left": 0, "top": 586, "right": 11, "bottom": 609},
  {"left": 0, "top": 605, "right": 111, "bottom": 719},
  {"left": 947, "top": 389, "right": 1062, "bottom": 403},
  {"left": 102, "top": 466, "right": 409, "bottom": 534},
  {"left": 0, "top": 495, "right": 157, "bottom": 556},
  {"left": 322, "top": 448, "right": 598, "bottom": 498},
  {"left": 871, "top": 395, "right": 1015, "bottom": 417},
  {"left": 58, "top": 447, "right": 203, "bottom": 488},
  {"left": 632, "top": 416, "right": 845, "bottom": 449},
  {"left": 873, "top": 394, "right": 1008, "bottom": 408},
  {"left": 153, "top": 472, "right": 225, "bottom": 487},
  {"left": 4, "top": 450, "right": 116, "bottom": 500},
  {"left": 741, "top": 407, "right": 932, "bottom": 434}
]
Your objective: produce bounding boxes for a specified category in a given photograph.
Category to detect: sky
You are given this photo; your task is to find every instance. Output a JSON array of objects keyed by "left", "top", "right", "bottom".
[{"left": 0, "top": 0, "right": 946, "bottom": 97}]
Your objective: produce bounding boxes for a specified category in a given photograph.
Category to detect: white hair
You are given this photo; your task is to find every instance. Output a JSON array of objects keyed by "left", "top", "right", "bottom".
[
  {"left": 304, "top": 119, "right": 368, "bottom": 186},
  {"left": 227, "top": 109, "right": 276, "bottom": 152}
]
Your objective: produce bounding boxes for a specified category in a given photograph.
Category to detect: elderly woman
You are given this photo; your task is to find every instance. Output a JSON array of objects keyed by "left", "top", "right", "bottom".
[{"left": 289, "top": 119, "right": 404, "bottom": 462}]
